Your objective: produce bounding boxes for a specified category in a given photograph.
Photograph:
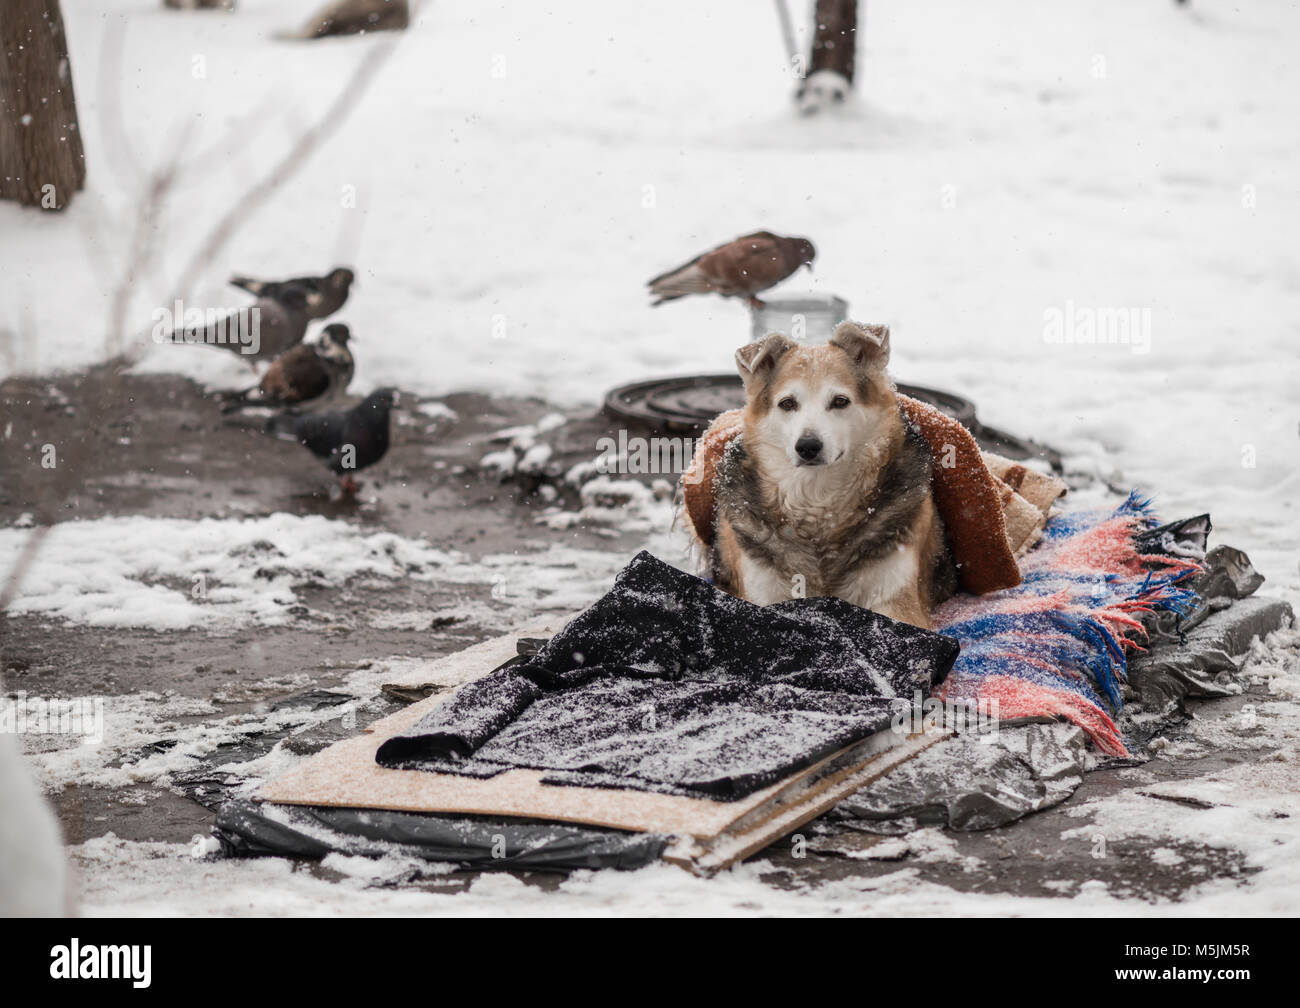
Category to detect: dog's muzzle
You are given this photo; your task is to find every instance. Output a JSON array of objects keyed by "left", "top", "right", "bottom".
[{"left": 795, "top": 434, "right": 824, "bottom": 465}]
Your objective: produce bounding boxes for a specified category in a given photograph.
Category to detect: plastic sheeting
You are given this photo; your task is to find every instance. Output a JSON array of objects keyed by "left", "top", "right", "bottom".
[
  {"left": 825, "top": 542, "right": 1292, "bottom": 834},
  {"left": 825, "top": 721, "right": 1087, "bottom": 834},
  {"left": 214, "top": 800, "right": 669, "bottom": 872}
]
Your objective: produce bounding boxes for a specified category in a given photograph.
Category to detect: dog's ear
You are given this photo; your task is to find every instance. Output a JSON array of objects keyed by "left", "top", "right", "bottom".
[
  {"left": 830, "top": 321, "right": 890, "bottom": 371},
  {"left": 735, "top": 333, "right": 794, "bottom": 392}
]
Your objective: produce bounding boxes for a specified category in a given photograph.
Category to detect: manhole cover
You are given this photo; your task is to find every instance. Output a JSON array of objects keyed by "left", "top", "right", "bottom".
[
  {"left": 606, "top": 374, "right": 976, "bottom": 432},
  {"left": 604, "top": 374, "right": 1060, "bottom": 469}
]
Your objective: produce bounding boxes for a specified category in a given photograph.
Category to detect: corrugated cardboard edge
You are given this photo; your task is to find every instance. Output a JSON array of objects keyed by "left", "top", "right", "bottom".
[{"left": 666, "top": 728, "right": 949, "bottom": 875}]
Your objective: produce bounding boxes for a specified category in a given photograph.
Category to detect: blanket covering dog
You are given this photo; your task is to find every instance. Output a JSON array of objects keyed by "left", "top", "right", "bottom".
[{"left": 682, "top": 397, "right": 1067, "bottom": 595}]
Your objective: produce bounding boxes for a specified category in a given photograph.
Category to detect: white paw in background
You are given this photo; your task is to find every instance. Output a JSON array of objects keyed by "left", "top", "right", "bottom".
[
  {"left": 797, "top": 70, "right": 852, "bottom": 116},
  {"left": 0, "top": 690, "right": 70, "bottom": 916}
]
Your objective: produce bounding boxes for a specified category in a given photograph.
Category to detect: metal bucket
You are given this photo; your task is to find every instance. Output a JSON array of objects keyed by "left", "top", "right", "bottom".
[{"left": 749, "top": 294, "right": 850, "bottom": 344}]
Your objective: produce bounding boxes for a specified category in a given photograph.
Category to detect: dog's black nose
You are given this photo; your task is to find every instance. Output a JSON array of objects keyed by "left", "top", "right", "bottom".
[{"left": 795, "top": 434, "right": 823, "bottom": 463}]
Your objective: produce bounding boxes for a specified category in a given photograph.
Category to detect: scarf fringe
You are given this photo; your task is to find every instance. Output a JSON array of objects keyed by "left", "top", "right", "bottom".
[{"left": 933, "top": 491, "right": 1203, "bottom": 758}]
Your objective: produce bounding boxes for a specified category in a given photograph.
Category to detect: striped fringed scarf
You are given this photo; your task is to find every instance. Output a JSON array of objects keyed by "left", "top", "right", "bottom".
[{"left": 932, "top": 493, "right": 1203, "bottom": 758}]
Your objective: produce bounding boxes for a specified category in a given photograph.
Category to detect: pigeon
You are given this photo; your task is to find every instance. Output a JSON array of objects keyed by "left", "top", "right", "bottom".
[
  {"left": 168, "top": 283, "right": 312, "bottom": 363},
  {"left": 229, "top": 267, "right": 355, "bottom": 321},
  {"left": 220, "top": 323, "right": 355, "bottom": 413},
  {"left": 267, "top": 387, "right": 398, "bottom": 496},
  {"left": 648, "top": 231, "right": 816, "bottom": 308},
  {"left": 278, "top": 0, "right": 410, "bottom": 40}
]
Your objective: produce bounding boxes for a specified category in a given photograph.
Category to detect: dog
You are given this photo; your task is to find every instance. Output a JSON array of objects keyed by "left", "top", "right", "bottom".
[{"left": 712, "top": 321, "right": 956, "bottom": 629}]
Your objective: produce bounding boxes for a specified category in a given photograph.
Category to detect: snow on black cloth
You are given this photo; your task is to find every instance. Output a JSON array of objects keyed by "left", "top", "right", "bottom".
[{"left": 376, "top": 551, "right": 961, "bottom": 800}]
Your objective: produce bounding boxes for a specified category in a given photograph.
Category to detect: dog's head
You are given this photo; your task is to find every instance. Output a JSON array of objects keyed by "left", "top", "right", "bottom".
[{"left": 736, "top": 321, "right": 899, "bottom": 475}]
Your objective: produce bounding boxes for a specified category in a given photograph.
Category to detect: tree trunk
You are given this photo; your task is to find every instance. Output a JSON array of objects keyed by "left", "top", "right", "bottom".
[
  {"left": 0, "top": 0, "right": 85, "bottom": 211},
  {"left": 809, "top": 0, "right": 858, "bottom": 83}
]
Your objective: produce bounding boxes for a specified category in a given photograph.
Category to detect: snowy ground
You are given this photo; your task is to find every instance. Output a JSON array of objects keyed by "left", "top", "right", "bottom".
[
  {"left": 2, "top": 0, "right": 1298, "bottom": 915},
  {"left": 47, "top": 623, "right": 1300, "bottom": 917}
]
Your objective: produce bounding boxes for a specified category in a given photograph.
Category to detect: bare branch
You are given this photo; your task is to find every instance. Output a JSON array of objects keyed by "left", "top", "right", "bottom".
[
  {"left": 105, "top": 123, "right": 194, "bottom": 359},
  {"left": 0, "top": 526, "right": 50, "bottom": 615},
  {"left": 95, "top": 12, "right": 144, "bottom": 190},
  {"left": 171, "top": 33, "right": 404, "bottom": 304}
]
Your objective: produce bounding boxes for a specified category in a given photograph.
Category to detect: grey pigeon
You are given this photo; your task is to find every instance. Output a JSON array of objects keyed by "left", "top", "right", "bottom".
[
  {"left": 267, "top": 387, "right": 398, "bottom": 496},
  {"left": 229, "top": 266, "right": 355, "bottom": 321},
  {"left": 169, "top": 283, "right": 312, "bottom": 363},
  {"left": 221, "top": 323, "right": 355, "bottom": 413}
]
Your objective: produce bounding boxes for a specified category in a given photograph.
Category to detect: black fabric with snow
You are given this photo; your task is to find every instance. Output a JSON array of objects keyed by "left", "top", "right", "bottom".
[{"left": 376, "top": 551, "right": 961, "bottom": 800}]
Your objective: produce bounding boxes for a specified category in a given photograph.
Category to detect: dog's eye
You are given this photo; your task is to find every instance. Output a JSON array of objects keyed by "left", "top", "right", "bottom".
[
  {"left": 778, "top": 396, "right": 798, "bottom": 412},
  {"left": 828, "top": 395, "right": 851, "bottom": 410}
]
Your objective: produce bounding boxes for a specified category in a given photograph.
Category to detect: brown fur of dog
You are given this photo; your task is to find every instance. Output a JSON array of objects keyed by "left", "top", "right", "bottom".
[{"left": 712, "top": 322, "right": 954, "bottom": 629}]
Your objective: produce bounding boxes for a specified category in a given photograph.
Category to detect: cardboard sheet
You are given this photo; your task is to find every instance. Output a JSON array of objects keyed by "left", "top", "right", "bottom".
[{"left": 259, "top": 616, "right": 947, "bottom": 870}]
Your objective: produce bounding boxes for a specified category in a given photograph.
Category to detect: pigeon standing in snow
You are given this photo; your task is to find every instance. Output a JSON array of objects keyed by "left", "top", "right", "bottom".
[
  {"left": 267, "top": 387, "right": 398, "bottom": 496},
  {"left": 229, "top": 266, "right": 355, "bottom": 321},
  {"left": 168, "top": 283, "right": 313, "bottom": 363},
  {"left": 797, "top": 70, "right": 851, "bottom": 115},
  {"left": 278, "top": 0, "right": 410, "bottom": 40},
  {"left": 221, "top": 323, "right": 355, "bottom": 413},
  {"left": 648, "top": 231, "right": 816, "bottom": 308}
]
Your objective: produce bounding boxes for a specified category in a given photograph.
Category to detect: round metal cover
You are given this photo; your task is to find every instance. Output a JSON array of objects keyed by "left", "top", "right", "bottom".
[
  {"left": 605, "top": 373, "right": 977, "bottom": 434},
  {"left": 603, "top": 374, "right": 1060, "bottom": 469}
]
